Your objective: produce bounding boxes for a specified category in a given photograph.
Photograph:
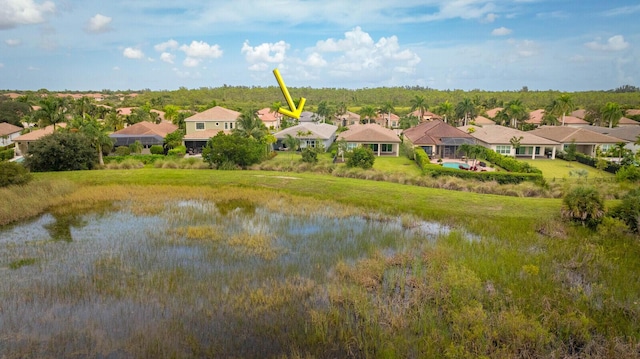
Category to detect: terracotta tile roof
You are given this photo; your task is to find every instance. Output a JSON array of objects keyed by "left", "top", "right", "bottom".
[
  {"left": 0, "top": 122, "right": 23, "bottom": 136},
  {"left": 526, "top": 109, "right": 546, "bottom": 124},
  {"left": 403, "top": 120, "right": 473, "bottom": 146},
  {"left": 274, "top": 122, "right": 337, "bottom": 140},
  {"left": 619, "top": 117, "right": 639, "bottom": 126},
  {"left": 571, "top": 109, "right": 586, "bottom": 119},
  {"left": 185, "top": 106, "right": 241, "bottom": 122},
  {"left": 257, "top": 107, "right": 281, "bottom": 123},
  {"left": 578, "top": 125, "right": 640, "bottom": 142},
  {"left": 626, "top": 109, "right": 640, "bottom": 116},
  {"left": 336, "top": 111, "right": 361, "bottom": 122},
  {"left": 471, "top": 115, "right": 495, "bottom": 126},
  {"left": 529, "top": 126, "right": 626, "bottom": 144},
  {"left": 485, "top": 107, "right": 503, "bottom": 118},
  {"left": 526, "top": 109, "right": 588, "bottom": 125},
  {"left": 111, "top": 121, "right": 177, "bottom": 137},
  {"left": 337, "top": 123, "right": 401, "bottom": 143},
  {"left": 409, "top": 109, "right": 442, "bottom": 120},
  {"left": 562, "top": 116, "right": 588, "bottom": 125},
  {"left": 459, "top": 125, "right": 559, "bottom": 145},
  {"left": 14, "top": 123, "right": 67, "bottom": 141}
]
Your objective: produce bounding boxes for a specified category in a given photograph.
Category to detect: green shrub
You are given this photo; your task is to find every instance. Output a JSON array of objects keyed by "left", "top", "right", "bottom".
[
  {"left": 115, "top": 146, "right": 131, "bottom": 156},
  {"left": 609, "top": 188, "right": 640, "bottom": 234},
  {"left": 167, "top": 145, "right": 186, "bottom": 157},
  {"left": 561, "top": 186, "right": 605, "bottom": 228},
  {"left": 0, "top": 148, "right": 15, "bottom": 161},
  {"left": 301, "top": 148, "right": 318, "bottom": 163},
  {"left": 0, "top": 161, "right": 32, "bottom": 187},
  {"left": 414, "top": 147, "right": 430, "bottom": 171},
  {"left": 150, "top": 145, "right": 164, "bottom": 155},
  {"left": 346, "top": 146, "right": 375, "bottom": 169},
  {"left": 615, "top": 165, "right": 640, "bottom": 182},
  {"left": 25, "top": 132, "right": 97, "bottom": 172}
]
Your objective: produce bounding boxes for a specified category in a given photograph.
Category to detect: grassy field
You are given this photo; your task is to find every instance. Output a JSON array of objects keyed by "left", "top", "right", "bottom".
[
  {"left": 1, "top": 168, "right": 639, "bottom": 357},
  {"left": 521, "top": 158, "right": 614, "bottom": 180}
]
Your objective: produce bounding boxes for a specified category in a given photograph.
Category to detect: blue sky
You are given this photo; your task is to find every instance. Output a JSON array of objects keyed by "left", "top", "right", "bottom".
[{"left": 0, "top": 0, "right": 638, "bottom": 91}]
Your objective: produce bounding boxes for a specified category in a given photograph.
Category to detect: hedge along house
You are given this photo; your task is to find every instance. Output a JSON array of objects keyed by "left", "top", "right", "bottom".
[
  {"left": 402, "top": 120, "right": 474, "bottom": 159},
  {"left": 109, "top": 121, "right": 178, "bottom": 148},
  {"left": 459, "top": 125, "right": 559, "bottom": 159},
  {"left": 183, "top": 106, "right": 240, "bottom": 153},
  {"left": 273, "top": 122, "right": 338, "bottom": 151},
  {"left": 337, "top": 123, "right": 401, "bottom": 156}
]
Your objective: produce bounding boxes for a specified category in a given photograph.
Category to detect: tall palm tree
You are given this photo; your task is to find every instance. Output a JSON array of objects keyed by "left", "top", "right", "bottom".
[
  {"left": 434, "top": 101, "right": 454, "bottom": 124},
  {"left": 409, "top": 95, "right": 428, "bottom": 121},
  {"left": 601, "top": 102, "right": 623, "bottom": 129},
  {"left": 378, "top": 101, "right": 395, "bottom": 128},
  {"left": 104, "top": 108, "right": 125, "bottom": 132},
  {"left": 358, "top": 105, "right": 377, "bottom": 124},
  {"left": 504, "top": 99, "right": 528, "bottom": 129},
  {"left": 73, "top": 97, "right": 94, "bottom": 120},
  {"left": 234, "top": 109, "right": 266, "bottom": 140},
  {"left": 72, "top": 116, "right": 114, "bottom": 166},
  {"left": 551, "top": 94, "right": 574, "bottom": 126},
  {"left": 455, "top": 98, "right": 476, "bottom": 126},
  {"left": 315, "top": 101, "right": 332, "bottom": 123}
]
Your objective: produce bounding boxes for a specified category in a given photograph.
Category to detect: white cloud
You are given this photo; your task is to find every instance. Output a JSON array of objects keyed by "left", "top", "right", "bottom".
[
  {"left": 123, "top": 47, "right": 144, "bottom": 59},
  {"left": 179, "top": 40, "right": 222, "bottom": 67},
  {"left": 160, "top": 52, "right": 175, "bottom": 64},
  {"left": 491, "top": 27, "right": 512, "bottom": 36},
  {"left": 506, "top": 39, "right": 540, "bottom": 59},
  {"left": 304, "top": 52, "right": 327, "bottom": 68},
  {"left": 603, "top": 5, "right": 640, "bottom": 16},
  {"left": 180, "top": 40, "right": 223, "bottom": 58},
  {"left": 0, "top": 0, "right": 55, "bottom": 29},
  {"left": 5, "top": 39, "right": 21, "bottom": 46},
  {"left": 154, "top": 39, "right": 179, "bottom": 52},
  {"left": 585, "top": 35, "right": 629, "bottom": 51},
  {"left": 481, "top": 13, "right": 498, "bottom": 23},
  {"left": 241, "top": 40, "right": 289, "bottom": 71},
  {"left": 85, "top": 14, "right": 112, "bottom": 33}
]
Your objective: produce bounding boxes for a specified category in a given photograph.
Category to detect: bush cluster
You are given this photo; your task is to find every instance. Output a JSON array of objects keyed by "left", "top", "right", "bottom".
[
  {"left": 114, "top": 146, "right": 131, "bottom": 156},
  {"left": 414, "top": 147, "right": 430, "bottom": 171},
  {"left": 424, "top": 164, "right": 543, "bottom": 184},
  {"left": 150, "top": 145, "right": 165, "bottom": 155},
  {"left": 0, "top": 148, "right": 15, "bottom": 161},
  {"left": 167, "top": 145, "right": 187, "bottom": 157},
  {"left": 346, "top": 146, "right": 375, "bottom": 169},
  {"left": 301, "top": 148, "right": 318, "bottom": 163},
  {"left": 557, "top": 152, "right": 622, "bottom": 174},
  {"left": 481, "top": 149, "right": 541, "bottom": 174},
  {"left": 0, "top": 161, "right": 31, "bottom": 187}
]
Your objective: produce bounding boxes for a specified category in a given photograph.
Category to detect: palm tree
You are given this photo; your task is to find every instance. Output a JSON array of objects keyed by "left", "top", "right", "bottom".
[
  {"left": 434, "top": 101, "right": 454, "bottom": 124},
  {"left": 316, "top": 101, "right": 332, "bottom": 123},
  {"left": 73, "top": 97, "right": 94, "bottom": 120},
  {"left": 163, "top": 105, "right": 180, "bottom": 124},
  {"left": 504, "top": 99, "right": 528, "bottom": 129},
  {"left": 283, "top": 133, "right": 300, "bottom": 152},
  {"left": 104, "top": 108, "right": 125, "bottom": 132},
  {"left": 409, "top": 95, "right": 428, "bottom": 121},
  {"left": 234, "top": 109, "right": 266, "bottom": 140},
  {"left": 455, "top": 98, "right": 476, "bottom": 126},
  {"left": 73, "top": 116, "right": 114, "bottom": 166},
  {"left": 510, "top": 136, "right": 524, "bottom": 156},
  {"left": 493, "top": 109, "right": 510, "bottom": 126},
  {"left": 615, "top": 142, "right": 627, "bottom": 163},
  {"left": 34, "top": 96, "right": 67, "bottom": 129},
  {"left": 398, "top": 115, "right": 420, "bottom": 130},
  {"left": 378, "top": 101, "right": 395, "bottom": 128},
  {"left": 601, "top": 102, "right": 623, "bottom": 129},
  {"left": 358, "top": 105, "right": 377, "bottom": 124},
  {"left": 551, "top": 94, "right": 574, "bottom": 126}
]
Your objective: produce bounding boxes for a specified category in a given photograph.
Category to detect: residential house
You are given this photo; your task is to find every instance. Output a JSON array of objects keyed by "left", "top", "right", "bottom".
[
  {"left": 485, "top": 107, "right": 503, "bottom": 119},
  {"left": 459, "top": 125, "right": 559, "bottom": 159},
  {"left": 257, "top": 107, "right": 282, "bottom": 129},
  {"left": 373, "top": 112, "right": 400, "bottom": 128},
  {"left": 579, "top": 126, "right": 640, "bottom": 154},
  {"left": 273, "top": 122, "right": 338, "bottom": 151},
  {"left": 403, "top": 120, "right": 474, "bottom": 158},
  {"left": 0, "top": 122, "right": 24, "bottom": 147},
  {"left": 408, "top": 109, "right": 442, "bottom": 122},
  {"left": 299, "top": 111, "right": 324, "bottom": 123},
  {"left": 14, "top": 123, "right": 67, "bottom": 156},
  {"left": 526, "top": 109, "right": 588, "bottom": 127},
  {"left": 336, "top": 111, "right": 361, "bottom": 126},
  {"left": 337, "top": 123, "right": 401, "bottom": 156},
  {"left": 183, "top": 106, "right": 241, "bottom": 153},
  {"left": 109, "top": 121, "right": 178, "bottom": 148},
  {"left": 618, "top": 117, "right": 640, "bottom": 126},
  {"left": 529, "top": 126, "right": 626, "bottom": 157}
]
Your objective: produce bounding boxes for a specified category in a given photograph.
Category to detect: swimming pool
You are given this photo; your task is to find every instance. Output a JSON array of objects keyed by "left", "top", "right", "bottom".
[{"left": 442, "top": 162, "right": 469, "bottom": 170}]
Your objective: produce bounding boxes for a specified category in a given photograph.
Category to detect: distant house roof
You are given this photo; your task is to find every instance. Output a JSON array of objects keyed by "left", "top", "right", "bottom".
[
  {"left": 403, "top": 120, "right": 473, "bottom": 146},
  {"left": 183, "top": 129, "right": 232, "bottom": 140},
  {"left": 619, "top": 117, "right": 640, "bottom": 126},
  {"left": 374, "top": 112, "right": 400, "bottom": 125},
  {"left": 409, "top": 109, "right": 442, "bottom": 120},
  {"left": 184, "top": 106, "right": 241, "bottom": 122},
  {"left": 459, "top": 125, "right": 559, "bottom": 146},
  {"left": 336, "top": 111, "right": 360, "bottom": 122},
  {"left": 337, "top": 123, "right": 401, "bottom": 143},
  {"left": 529, "top": 126, "right": 626, "bottom": 144},
  {"left": 571, "top": 109, "right": 586, "bottom": 119},
  {"left": 526, "top": 109, "right": 546, "bottom": 124},
  {"left": 299, "top": 111, "right": 322, "bottom": 123},
  {"left": 526, "top": 109, "right": 588, "bottom": 126},
  {"left": 485, "top": 107, "right": 503, "bottom": 118},
  {"left": 111, "top": 121, "right": 177, "bottom": 137},
  {"left": 257, "top": 107, "right": 281, "bottom": 124},
  {"left": 471, "top": 115, "right": 495, "bottom": 126},
  {"left": 274, "top": 122, "right": 337, "bottom": 140},
  {"left": 578, "top": 125, "right": 640, "bottom": 142},
  {"left": 14, "top": 123, "right": 66, "bottom": 141},
  {"left": 626, "top": 109, "right": 640, "bottom": 117},
  {"left": 0, "top": 122, "right": 23, "bottom": 136}
]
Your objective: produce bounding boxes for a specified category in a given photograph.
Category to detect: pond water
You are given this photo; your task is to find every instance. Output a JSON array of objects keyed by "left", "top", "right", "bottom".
[{"left": 0, "top": 199, "right": 467, "bottom": 357}]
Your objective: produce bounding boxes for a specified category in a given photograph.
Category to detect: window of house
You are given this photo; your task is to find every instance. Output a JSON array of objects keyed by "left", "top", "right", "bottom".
[
  {"left": 306, "top": 140, "right": 316, "bottom": 148},
  {"left": 229, "top": 122, "right": 234, "bottom": 129},
  {"left": 381, "top": 144, "right": 393, "bottom": 152},
  {"left": 496, "top": 145, "right": 511, "bottom": 155},
  {"left": 347, "top": 143, "right": 358, "bottom": 150},
  {"left": 196, "top": 122, "right": 205, "bottom": 130},
  {"left": 224, "top": 123, "right": 228, "bottom": 130},
  {"left": 368, "top": 144, "right": 379, "bottom": 152}
]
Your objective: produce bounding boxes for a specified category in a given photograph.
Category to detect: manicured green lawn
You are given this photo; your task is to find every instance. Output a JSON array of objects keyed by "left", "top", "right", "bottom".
[
  {"left": 521, "top": 158, "right": 614, "bottom": 180},
  {"left": 372, "top": 155, "right": 422, "bottom": 175}
]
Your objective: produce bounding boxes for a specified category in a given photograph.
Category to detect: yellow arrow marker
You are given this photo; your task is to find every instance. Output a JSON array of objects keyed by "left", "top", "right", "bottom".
[{"left": 273, "top": 68, "right": 306, "bottom": 120}]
